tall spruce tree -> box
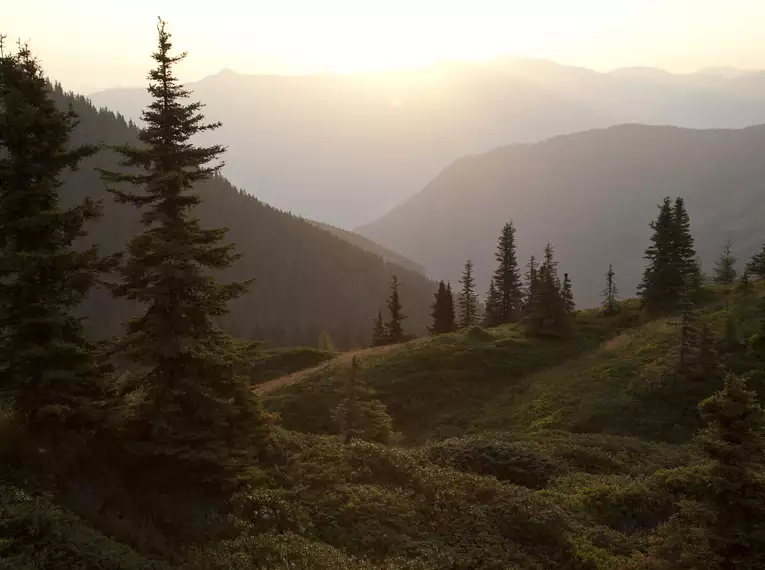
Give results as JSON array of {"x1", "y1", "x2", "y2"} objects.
[
  {"x1": 673, "y1": 197, "x2": 700, "y2": 291},
  {"x1": 100, "y1": 20, "x2": 269, "y2": 485},
  {"x1": 713, "y1": 240, "x2": 737, "y2": 285},
  {"x1": 429, "y1": 281, "x2": 456, "y2": 335},
  {"x1": 561, "y1": 273, "x2": 575, "y2": 314},
  {"x1": 746, "y1": 243, "x2": 765, "y2": 279},
  {"x1": 0, "y1": 44, "x2": 116, "y2": 436},
  {"x1": 527, "y1": 243, "x2": 568, "y2": 336},
  {"x1": 523, "y1": 255, "x2": 539, "y2": 317},
  {"x1": 385, "y1": 274, "x2": 406, "y2": 343},
  {"x1": 370, "y1": 310, "x2": 387, "y2": 347},
  {"x1": 458, "y1": 259, "x2": 478, "y2": 329},
  {"x1": 639, "y1": 197, "x2": 684, "y2": 315},
  {"x1": 602, "y1": 264, "x2": 618, "y2": 314},
  {"x1": 492, "y1": 221, "x2": 522, "y2": 323},
  {"x1": 698, "y1": 375, "x2": 765, "y2": 568},
  {"x1": 483, "y1": 279, "x2": 502, "y2": 328}
]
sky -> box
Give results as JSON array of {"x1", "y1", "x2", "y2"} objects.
[{"x1": 6, "y1": 0, "x2": 765, "y2": 93}]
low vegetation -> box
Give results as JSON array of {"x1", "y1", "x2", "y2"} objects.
[{"x1": 3, "y1": 21, "x2": 765, "y2": 570}]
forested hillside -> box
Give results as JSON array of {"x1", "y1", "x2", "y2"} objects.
[
  {"x1": 359, "y1": 123, "x2": 765, "y2": 307},
  {"x1": 53, "y1": 86, "x2": 434, "y2": 347}
]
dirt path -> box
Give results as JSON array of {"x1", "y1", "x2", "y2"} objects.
[{"x1": 254, "y1": 343, "x2": 400, "y2": 396}]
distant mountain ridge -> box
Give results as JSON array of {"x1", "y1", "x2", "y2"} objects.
[
  {"x1": 357, "y1": 123, "x2": 765, "y2": 308},
  {"x1": 54, "y1": 85, "x2": 435, "y2": 348},
  {"x1": 90, "y1": 58, "x2": 765, "y2": 228}
]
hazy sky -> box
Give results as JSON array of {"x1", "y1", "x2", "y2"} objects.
[{"x1": 6, "y1": 0, "x2": 765, "y2": 92}]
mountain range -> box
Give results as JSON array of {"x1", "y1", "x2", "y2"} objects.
[
  {"x1": 90, "y1": 57, "x2": 765, "y2": 228},
  {"x1": 358, "y1": 123, "x2": 765, "y2": 308},
  {"x1": 55, "y1": 85, "x2": 434, "y2": 348}
]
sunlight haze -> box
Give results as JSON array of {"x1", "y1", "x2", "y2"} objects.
[{"x1": 6, "y1": 0, "x2": 765, "y2": 92}]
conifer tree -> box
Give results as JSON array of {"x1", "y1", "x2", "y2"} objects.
[
  {"x1": 445, "y1": 282, "x2": 457, "y2": 333},
  {"x1": 527, "y1": 244, "x2": 568, "y2": 336},
  {"x1": 483, "y1": 279, "x2": 502, "y2": 328},
  {"x1": 698, "y1": 375, "x2": 765, "y2": 568},
  {"x1": 561, "y1": 273, "x2": 575, "y2": 314},
  {"x1": 100, "y1": 20, "x2": 269, "y2": 485},
  {"x1": 385, "y1": 274, "x2": 406, "y2": 344},
  {"x1": 747, "y1": 243, "x2": 765, "y2": 279},
  {"x1": 429, "y1": 281, "x2": 456, "y2": 335},
  {"x1": 673, "y1": 197, "x2": 700, "y2": 287},
  {"x1": 492, "y1": 221, "x2": 522, "y2": 323},
  {"x1": 370, "y1": 310, "x2": 387, "y2": 347},
  {"x1": 0, "y1": 44, "x2": 116, "y2": 436},
  {"x1": 523, "y1": 255, "x2": 539, "y2": 317},
  {"x1": 713, "y1": 240, "x2": 737, "y2": 285},
  {"x1": 457, "y1": 259, "x2": 478, "y2": 329},
  {"x1": 639, "y1": 197, "x2": 684, "y2": 315},
  {"x1": 696, "y1": 321, "x2": 720, "y2": 378},
  {"x1": 602, "y1": 264, "x2": 619, "y2": 314},
  {"x1": 333, "y1": 356, "x2": 393, "y2": 445}
]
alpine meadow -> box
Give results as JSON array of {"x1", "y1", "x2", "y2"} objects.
[{"x1": 5, "y1": 9, "x2": 765, "y2": 570}]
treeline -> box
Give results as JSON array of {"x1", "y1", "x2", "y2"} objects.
[{"x1": 371, "y1": 194, "x2": 765, "y2": 350}]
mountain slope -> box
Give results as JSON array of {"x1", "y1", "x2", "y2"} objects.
[
  {"x1": 308, "y1": 220, "x2": 424, "y2": 274},
  {"x1": 90, "y1": 58, "x2": 765, "y2": 227},
  {"x1": 54, "y1": 85, "x2": 435, "y2": 347},
  {"x1": 358, "y1": 123, "x2": 765, "y2": 307}
]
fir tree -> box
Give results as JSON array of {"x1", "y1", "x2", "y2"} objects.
[
  {"x1": 527, "y1": 243, "x2": 568, "y2": 336},
  {"x1": 523, "y1": 255, "x2": 539, "y2": 317},
  {"x1": 492, "y1": 221, "x2": 522, "y2": 323},
  {"x1": 639, "y1": 197, "x2": 684, "y2": 315},
  {"x1": 0, "y1": 44, "x2": 116, "y2": 436},
  {"x1": 100, "y1": 20, "x2": 269, "y2": 486},
  {"x1": 333, "y1": 356, "x2": 393, "y2": 445},
  {"x1": 429, "y1": 281, "x2": 456, "y2": 335},
  {"x1": 602, "y1": 264, "x2": 619, "y2": 314},
  {"x1": 385, "y1": 274, "x2": 406, "y2": 344},
  {"x1": 646, "y1": 376, "x2": 765, "y2": 569},
  {"x1": 370, "y1": 310, "x2": 387, "y2": 347},
  {"x1": 561, "y1": 273, "x2": 575, "y2": 314},
  {"x1": 445, "y1": 282, "x2": 457, "y2": 333},
  {"x1": 698, "y1": 375, "x2": 765, "y2": 568},
  {"x1": 673, "y1": 197, "x2": 700, "y2": 287},
  {"x1": 713, "y1": 240, "x2": 737, "y2": 285},
  {"x1": 483, "y1": 279, "x2": 502, "y2": 328},
  {"x1": 747, "y1": 243, "x2": 765, "y2": 279},
  {"x1": 458, "y1": 259, "x2": 478, "y2": 329},
  {"x1": 696, "y1": 321, "x2": 720, "y2": 378}
]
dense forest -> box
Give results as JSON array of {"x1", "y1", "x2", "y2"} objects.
[
  {"x1": 3, "y1": 21, "x2": 765, "y2": 570},
  {"x1": 49, "y1": 85, "x2": 434, "y2": 349}
]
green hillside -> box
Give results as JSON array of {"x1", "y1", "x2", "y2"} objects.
[
  {"x1": 7, "y1": 284, "x2": 762, "y2": 569},
  {"x1": 265, "y1": 285, "x2": 763, "y2": 445}
]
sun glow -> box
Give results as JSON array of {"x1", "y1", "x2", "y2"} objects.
[{"x1": 8, "y1": 0, "x2": 765, "y2": 92}]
